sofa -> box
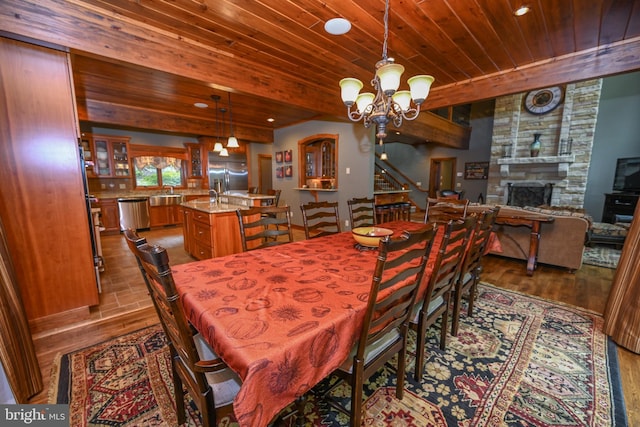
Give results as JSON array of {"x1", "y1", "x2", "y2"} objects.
[{"x1": 467, "y1": 204, "x2": 592, "y2": 272}]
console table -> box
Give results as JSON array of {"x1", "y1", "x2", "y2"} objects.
[
  {"x1": 494, "y1": 213, "x2": 555, "y2": 276},
  {"x1": 602, "y1": 193, "x2": 638, "y2": 223}
]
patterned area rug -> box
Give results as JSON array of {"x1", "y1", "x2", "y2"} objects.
[
  {"x1": 583, "y1": 246, "x2": 621, "y2": 269},
  {"x1": 49, "y1": 283, "x2": 628, "y2": 426}
]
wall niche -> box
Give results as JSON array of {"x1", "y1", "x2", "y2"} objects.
[{"x1": 298, "y1": 134, "x2": 338, "y2": 190}]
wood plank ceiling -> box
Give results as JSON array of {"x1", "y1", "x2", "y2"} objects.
[{"x1": 1, "y1": 0, "x2": 640, "y2": 146}]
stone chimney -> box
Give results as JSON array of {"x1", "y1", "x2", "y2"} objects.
[{"x1": 486, "y1": 79, "x2": 602, "y2": 208}]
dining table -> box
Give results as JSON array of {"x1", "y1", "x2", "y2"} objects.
[
  {"x1": 171, "y1": 220, "x2": 428, "y2": 426},
  {"x1": 171, "y1": 219, "x2": 501, "y2": 427}
]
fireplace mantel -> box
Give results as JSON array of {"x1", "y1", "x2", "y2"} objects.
[{"x1": 497, "y1": 154, "x2": 575, "y2": 178}]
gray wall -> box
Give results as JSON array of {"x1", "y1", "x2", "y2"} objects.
[
  {"x1": 585, "y1": 72, "x2": 640, "y2": 220},
  {"x1": 273, "y1": 120, "x2": 374, "y2": 229},
  {"x1": 379, "y1": 100, "x2": 495, "y2": 207}
]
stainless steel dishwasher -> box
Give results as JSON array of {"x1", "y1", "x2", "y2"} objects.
[{"x1": 117, "y1": 197, "x2": 150, "y2": 231}]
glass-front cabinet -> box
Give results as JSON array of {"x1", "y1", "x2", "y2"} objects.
[
  {"x1": 89, "y1": 134, "x2": 131, "y2": 178},
  {"x1": 298, "y1": 134, "x2": 338, "y2": 189},
  {"x1": 185, "y1": 143, "x2": 204, "y2": 178}
]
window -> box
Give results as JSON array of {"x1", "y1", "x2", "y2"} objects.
[{"x1": 134, "y1": 156, "x2": 184, "y2": 188}]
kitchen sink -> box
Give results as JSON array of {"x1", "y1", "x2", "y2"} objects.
[{"x1": 149, "y1": 194, "x2": 185, "y2": 206}]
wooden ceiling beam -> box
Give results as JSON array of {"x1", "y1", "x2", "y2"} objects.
[
  {"x1": 0, "y1": 0, "x2": 337, "y2": 116},
  {"x1": 424, "y1": 37, "x2": 640, "y2": 109},
  {"x1": 78, "y1": 100, "x2": 275, "y2": 144}
]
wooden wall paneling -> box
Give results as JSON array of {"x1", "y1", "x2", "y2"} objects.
[
  {"x1": 0, "y1": 37, "x2": 99, "y2": 322},
  {"x1": 0, "y1": 217, "x2": 43, "y2": 401},
  {"x1": 604, "y1": 202, "x2": 640, "y2": 353}
]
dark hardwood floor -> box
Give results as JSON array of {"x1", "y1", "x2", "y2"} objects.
[{"x1": 28, "y1": 225, "x2": 639, "y2": 425}]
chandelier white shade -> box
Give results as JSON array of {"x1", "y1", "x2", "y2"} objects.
[
  {"x1": 213, "y1": 142, "x2": 224, "y2": 152},
  {"x1": 339, "y1": 0, "x2": 433, "y2": 141}
]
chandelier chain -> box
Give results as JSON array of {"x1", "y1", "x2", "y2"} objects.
[{"x1": 382, "y1": 0, "x2": 389, "y2": 60}]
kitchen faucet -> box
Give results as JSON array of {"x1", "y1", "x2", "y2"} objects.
[
  {"x1": 209, "y1": 189, "x2": 218, "y2": 205},
  {"x1": 163, "y1": 185, "x2": 174, "y2": 194}
]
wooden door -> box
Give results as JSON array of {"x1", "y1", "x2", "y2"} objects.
[
  {"x1": 258, "y1": 154, "x2": 272, "y2": 193},
  {"x1": 429, "y1": 157, "x2": 457, "y2": 198}
]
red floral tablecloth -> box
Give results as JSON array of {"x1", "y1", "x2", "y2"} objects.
[
  {"x1": 171, "y1": 220, "x2": 500, "y2": 427},
  {"x1": 172, "y1": 221, "x2": 431, "y2": 427}
]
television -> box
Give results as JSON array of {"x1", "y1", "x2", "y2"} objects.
[{"x1": 612, "y1": 157, "x2": 640, "y2": 193}]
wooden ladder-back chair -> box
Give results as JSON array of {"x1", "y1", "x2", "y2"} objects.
[
  {"x1": 424, "y1": 197, "x2": 470, "y2": 223},
  {"x1": 326, "y1": 224, "x2": 438, "y2": 427},
  {"x1": 451, "y1": 206, "x2": 500, "y2": 336},
  {"x1": 266, "y1": 188, "x2": 281, "y2": 206},
  {"x1": 410, "y1": 216, "x2": 476, "y2": 381},
  {"x1": 347, "y1": 197, "x2": 376, "y2": 228},
  {"x1": 123, "y1": 229, "x2": 241, "y2": 427},
  {"x1": 236, "y1": 205, "x2": 294, "y2": 251},
  {"x1": 300, "y1": 200, "x2": 341, "y2": 239}
]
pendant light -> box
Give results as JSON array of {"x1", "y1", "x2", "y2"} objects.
[
  {"x1": 219, "y1": 107, "x2": 229, "y2": 156},
  {"x1": 211, "y1": 95, "x2": 223, "y2": 152},
  {"x1": 226, "y1": 92, "x2": 239, "y2": 148},
  {"x1": 380, "y1": 141, "x2": 388, "y2": 160}
]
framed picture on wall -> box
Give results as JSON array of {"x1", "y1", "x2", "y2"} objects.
[
  {"x1": 285, "y1": 165, "x2": 293, "y2": 177},
  {"x1": 276, "y1": 166, "x2": 284, "y2": 179},
  {"x1": 464, "y1": 162, "x2": 489, "y2": 180},
  {"x1": 284, "y1": 149, "x2": 292, "y2": 163},
  {"x1": 275, "y1": 151, "x2": 283, "y2": 163}
]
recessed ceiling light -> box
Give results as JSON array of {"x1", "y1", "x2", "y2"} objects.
[
  {"x1": 324, "y1": 18, "x2": 351, "y2": 35},
  {"x1": 194, "y1": 102, "x2": 208, "y2": 108},
  {"x1": 514, "y1": 6, "x2": 530, "y2": 16},
  {"x1": 267, "y1": 118, "x2": 275, "y2": 123}
]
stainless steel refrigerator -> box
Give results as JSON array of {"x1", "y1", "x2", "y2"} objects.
[{"x1": 208, "y1": 151, "x2": 249, "y2": 193}]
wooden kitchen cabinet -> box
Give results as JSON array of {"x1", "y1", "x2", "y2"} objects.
[
  {"x1": 150, "y1": 205, "x2": 183, "y2": 227},
  {"x1": 90, "y1": 134, "x2": 131, "y2": 178},
  {"x1": 94, "y1": 198, "x2": 120, "y2": 234},
  {"x1": 182, "y1": 206, "x2": 247, "y2": 259}
]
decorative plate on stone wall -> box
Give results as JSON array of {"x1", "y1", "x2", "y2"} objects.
[{"x1": 523, "y1": 86, "x2": 564, "y2": 115}]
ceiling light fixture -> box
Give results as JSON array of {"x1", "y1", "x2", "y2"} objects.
[
  {"x1": 514, "y1": 6, "x2": 530, "y2": 16},
  {"x1": 211, "y1": 95, "x2": 223, "y2": 153},
  {"x1": 380, "y1": 146, "x2": 388, "y2": 161},
  {"x1": 339, "y1": 0, "x2": 434, "y2": 143},
  {"x1": 226, "y1": 92, "x2": 239, "y2": 148},
  {"x1": 324, "y1": 18, "x2": 351, "y2": 35}
]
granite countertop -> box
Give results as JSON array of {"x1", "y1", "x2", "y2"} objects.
[
  {"x1": 92, "y1": 189, "x2": 209, "y2": 199},
  {"x1": 222, "y1": 191, "x2": 276, "y2": 200},
  {"x1": 181, "y1": 198, "x2": 250, "y2": 214},
  {"x1": 92, "y1": 190, "x2": 276, "y2": 200}
]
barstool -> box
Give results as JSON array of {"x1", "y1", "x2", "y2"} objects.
[
  {"x1": 375, "y1": 205, "x2": 392, "y2": 224},
  {"x1": 389, "y1": 204, "x2": 401, "y2": 221},
  {"x1": 397, "y1": 202, "x2": 412, "y2": 221}
]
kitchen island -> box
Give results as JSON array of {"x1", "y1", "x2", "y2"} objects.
[{"x1": 181, "y1": 192, "x2": 275, "y2": 259}]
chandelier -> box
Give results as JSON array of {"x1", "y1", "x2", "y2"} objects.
[{"x1": 339, "y1": 0, "x2": 434, "y2": 142}]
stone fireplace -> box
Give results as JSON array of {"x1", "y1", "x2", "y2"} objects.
[{"x1": 486, "y1": 79, "x2": 602, "y2": 209}]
